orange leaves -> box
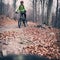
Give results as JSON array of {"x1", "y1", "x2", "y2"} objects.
[
  {"x1": 0, "y1": 27, "x2": 60, "y2": 59},
  {"x1": 22, "y1": 27, "x2": 60, "y2": 59},
  {"x1": 0, "y1": 16, "x2": 60, "y2": 59},
  {"x1": 0, "y1": 16, "x2": 17, "y2": 26}
]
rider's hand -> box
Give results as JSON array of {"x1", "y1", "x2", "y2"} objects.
[
  {"x1": 15, "y1": 12, "x2": 18, "y2": 14},
  {"x1": 24, "y1": 10, "x2": 26, "y2": 13}
]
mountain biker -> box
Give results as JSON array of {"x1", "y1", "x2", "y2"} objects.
[
  {"x1": 16, "y1": 1, "x2": 27, "y2": 28},
  {"x1": 17, "y1": 1, "x2": 26, "y2": 19}
]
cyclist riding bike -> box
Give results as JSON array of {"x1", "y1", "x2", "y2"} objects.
[{"x1": 16, "y1": 1, "x2": 27, "y2": 28}]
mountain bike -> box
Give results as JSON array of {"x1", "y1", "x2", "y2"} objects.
[{"x1": 16, "y1": 12, "x2": 27, "y2": 28}]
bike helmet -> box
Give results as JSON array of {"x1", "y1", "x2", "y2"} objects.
[{"x1": 20, "y1": 1, "x2": 24, "y2": 3}]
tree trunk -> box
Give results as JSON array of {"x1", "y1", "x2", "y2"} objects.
[
  {"x1": 58, "y1": 8, "x2": 60, "y2": 28},
  {"x1": 33, "y1": 0, "x2": 37, "y2": 22},
  {"x1": 55, "y1": 0, "x2": 59, "y2": 27},
  {"x1": 33, "y1": 0, "x2": 35, "y2": 22},
  {"x1": 0, "y1": 0, "x2": 3, "y2": 15},
  {"x1": 46, "y1": 0, "x2": 53, "y2": 26},
  {"x1": 42, "y1": 0, "x2": 45, "y2": 24},
  {"x1": 35, "y1": 0, "x2": 37, "y2": 22},
  {"x1": 13, "y1": 0, "x2": 16, "y2": 19},
  {"x1": 37, "y1": 1, "x2": 40, "y2": 22}
]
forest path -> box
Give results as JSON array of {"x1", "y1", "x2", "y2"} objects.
[
  {"x1": 0, "y1": 19, "x2": 36, "y2": 32},
  {"x1": 0, "y1": 23, "x2": 18, "y2": 32},
  {"x1": 0, "y1": 16, "x2": 60, "y2": 59}
]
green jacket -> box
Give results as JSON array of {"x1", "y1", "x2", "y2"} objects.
[{"x1": 17, "y1": 5, "x2": 25, "y2": 13}]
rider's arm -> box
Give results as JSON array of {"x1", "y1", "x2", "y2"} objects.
[
  {"x1": 16, "y1": 6, "x2": 20, "y2": 12},
  {"x1": 15, "y1": 5, "x2": 21, "y2": 13},
  {"x1": 23, "y1": 6, "x2": 26, "y2": 12}
]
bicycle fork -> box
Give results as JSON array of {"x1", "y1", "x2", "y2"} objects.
[{"x1": 18, "y1": 19, "x2": 21, "y2": 28}]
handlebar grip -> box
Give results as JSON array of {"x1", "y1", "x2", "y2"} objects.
[{"x1": 15, "y1": 12, "x2": 18, "y2": 14}]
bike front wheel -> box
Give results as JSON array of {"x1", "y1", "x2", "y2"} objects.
[{"x1": 18, "y1": 20, "x2": 21, "y2": 28}]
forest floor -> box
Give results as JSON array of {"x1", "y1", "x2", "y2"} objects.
[{"x1": 0, "y1": 15, "x2": 60, "y2": 60}]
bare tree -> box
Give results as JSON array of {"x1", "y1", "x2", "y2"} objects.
[
  {"x1": 41, "y1": 0, "x2": 45, "y2": 24},
  {"x1": 58, "y1": 8, "x2": 60, "y2": 28},
  {"x1": 33, "y1": 0, "x2": 35, "y2": 22},
  {"x1": 33, "y1": 0, "x2": 37, "y2": 22},
  {"x1": 55, "y1": 0, "x2": 59, "y2": 27},
  {"x1": 46, "y1": 0, "x2": 53, "y2": 26},
  {"x1": 13, "y1": 0, "x2": 17, "y2": 19},
  {"x1": 0, "y1": 0, "x2": 3, "y2": 15}
]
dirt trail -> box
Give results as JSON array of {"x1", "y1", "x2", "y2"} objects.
[{"x1": 0, "y1": 16, "x2": 60, "y2": 59}]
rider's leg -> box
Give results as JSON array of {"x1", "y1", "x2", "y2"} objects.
[
  {"x1": 24, "y1": 12, "x2": 26, "y2": 19},
  {"x1": 20, "y1": 12, "x2": 27, "y2": 27},
  {"x1": 23, "y1": 20, "x2": 26, "y2": 27},
  {"x1": 20, "y1": 13, "x2": 26, "y2": 27},
  {"x1": 23, "y1": 13, "x2": 27, "y2": 27},
  {"x1": 23, "y1": 12, "x2": 27, "y2": 26}
]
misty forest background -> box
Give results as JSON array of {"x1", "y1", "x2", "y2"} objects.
[{"x1": 0, "y1": 0, "x2": 60, "y2": 28}]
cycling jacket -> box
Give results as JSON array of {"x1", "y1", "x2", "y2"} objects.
[{"x1": 17, "y1": 5, "x2": 25, "y2": 13}]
